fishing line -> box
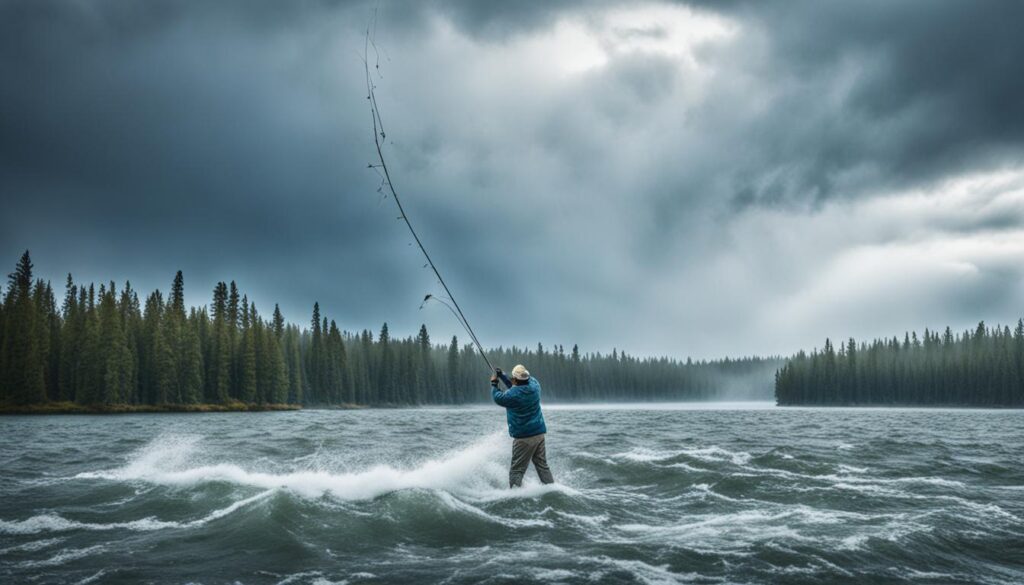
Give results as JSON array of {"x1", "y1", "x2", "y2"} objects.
[{"x1": 362, "y1": 19, "x2": 496, "y2": 375}]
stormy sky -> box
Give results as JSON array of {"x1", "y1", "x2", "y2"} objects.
[{"x1": 2, "y1": 0, "x2": 1024, "y2": 360}]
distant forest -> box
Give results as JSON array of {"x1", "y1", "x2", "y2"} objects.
[
  {"x1": 0, "y1": 252, "x2": 778, "y2": 408},
  {"x1": 776, "y1": 323, "x2": 1024, "y2": 407}
]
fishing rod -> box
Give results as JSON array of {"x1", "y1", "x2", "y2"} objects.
[{"x1": 362, "y1": 23, "x2": 503, "y2": 382}]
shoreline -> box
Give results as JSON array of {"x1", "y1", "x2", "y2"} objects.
[
  {"x1": 776, "y1": 403, "x2": 1024, "y2": 409},
  {"x1": 4, "y1": 401, "x2": 1021, "y2": 414},
  {"x1": 0, "y1": 401, "x2": 303, "y2": 415}
]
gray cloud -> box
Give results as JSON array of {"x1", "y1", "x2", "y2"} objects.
[{"x1": 2, "y1": 0, "x2": 1024, "y2": 360}]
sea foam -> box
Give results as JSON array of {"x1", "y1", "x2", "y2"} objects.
[{"x1": 73, "y1": 432, "x2": 574, "y2": 503}]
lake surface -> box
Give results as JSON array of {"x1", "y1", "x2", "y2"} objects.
[{"x1": 1, "y1": 403, "x2": 1023, "y2": 584}]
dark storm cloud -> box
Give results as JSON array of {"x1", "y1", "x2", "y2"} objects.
[
  {"x1": 727, "y1": 0, "x2": 1024, "y2": 204},
  {"x1": 1, "y1": 0, "x2": 424, "y2": 327},
  {"x1": 2, "y1": 0, "x2": 1023, "y2": 359}
]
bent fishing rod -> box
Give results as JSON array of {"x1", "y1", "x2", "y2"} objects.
[{"x1": 362, "y1": 26, "x2": 507, "y2": 385}]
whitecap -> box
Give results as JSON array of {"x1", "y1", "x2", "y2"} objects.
[
  {"x1": 902, "y1": 568, "x2": 956, "y2": 580},
  {"x1": 588, "y1": 556, "x2": 713, "y2": 584},
  {"x1": 0, "y1": 489, "x2": 273, "y2": 535},
  {"x1": 614, "y1": 445, "x2": 751, "y2": 466},
  {"x1": 615, "y1": 448, "x2": 677, "y2": 462},
  {"x1": 550, "y1": 510, "x2": 608, "y2": 527},
  {"x1": 679, "y1": 446, "x2": 752, "y2": 465},
  {"x1": 74, "y1": 569, "x2": 108, "y2": 585},
  {"x1": 816, "y1": 473, "x2": 965, "y2": 489},
  {"x1": 270, "y1": 570, "x2": 323, "y2": 585},
  {"x1": 532, "y1": 568, "x2": 577, "y2": 581},
  {"x1": 687, "y1": 483, "x2": 744, "y2": 503},
  {"x1": 433, "y1": 491, "x2": 552, "y2": 528},
  {"x1": 0, "y1": 537, "x2": 64, "y2": 554},
  {"x1": 76, "y1": 432, "x2": 578, "y2": 503},
  {"x1": 838, "y1": 534, "x2": 868, "y2": 550},
  {"x1": 613, "y1": 505, "x2": 878, "y2": 553},
  {"x1": 666, "y1": 462, "x2": 702, "y2": 472},
  {"x1": 17, "y1": 545, "x2": 105, "y2": 568},
  {"x1": 830, "y1": 482, "x2": 905, "y2": 497}
]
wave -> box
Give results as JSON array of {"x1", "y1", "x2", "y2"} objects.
[
  {"x1": 433, "y1": 491, "x2": 552, "y2": 528},
  {"x1": 73, "y1": 433, "x2": 576, "y2": 502},
  {"x1": 615, "y1": 445, "x2": 752, "y2": 466},
  {"x1": 614, "y1": 505, "x2": 934, "y2": 555},
  {"x1": 821, "y1": 474, "x2": 967, "y2": 488},
  {"x1": 73, "y1": 569, "x2": 109, "y2": 585},
  {"x1": 616, "y1": 505, "x2": 866, "y2": 537},
  {"x1": 274, "y1": 574, "x2": 374, "y2": 585},
  {"x1": 588, "y1": 556, "x2": 710, "y2": 585},
  {"x1": 0, "y1": 537, "x2": 65, "y2": 554},
  {"x1": 15, "y1": 544, "x2": 106, "y2": 569},
  {"x1": 0, "y1": 490, "x2": 273, "y2": 535},
  {"x1": 607, "y1": 442, "x2": 971, "y2": 498}
]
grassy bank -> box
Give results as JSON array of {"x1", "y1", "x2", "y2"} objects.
[{"x1": 0, "y1": 401, "x2": 302, "y2": 414}]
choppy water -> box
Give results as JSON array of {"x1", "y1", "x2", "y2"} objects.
[{"x1": 1, "y1": 403, "x2": 1023, "y2": 584}]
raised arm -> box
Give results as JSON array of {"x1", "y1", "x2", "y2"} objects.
[
  {"x1": 496, "y1": 368, "x2": 513, "y2": 389},
  {"x1": 491, "y1": 385, "x2": 522, "y2": 407}
]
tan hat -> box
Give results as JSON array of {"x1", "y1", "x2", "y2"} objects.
[{"x1": 511, "y1": 364, "x2": 530, "y2": 381}]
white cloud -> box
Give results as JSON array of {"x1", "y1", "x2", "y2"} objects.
[{"x1": 721, "y1": 169, "x2": 1024, "y2": 355}]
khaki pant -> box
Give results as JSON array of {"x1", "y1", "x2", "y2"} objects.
[{"x1": 510, "y1": 433, "x2": 554, "y2": 487}]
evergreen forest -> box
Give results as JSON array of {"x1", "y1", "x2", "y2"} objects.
[
  {"x1": 775, "y1": 324, "x2": 1024, "y2": 407},
  {"x1": 0, "y1": 252, "x2": 779, "y2": 409}
]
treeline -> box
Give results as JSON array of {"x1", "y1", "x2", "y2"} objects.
[
  {"x1": 0, "y1": 251, "x2": 779, "y2": 408},
  {"x1": 776, "y1": 322, "x2": 1024, "y2": 407},
  {"x1": 0, "y1": 252, "x2": 302, "y2": 407}
]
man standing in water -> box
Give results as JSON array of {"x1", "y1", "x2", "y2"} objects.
[{"x1": 491, "y1": 364, "x2": 555, "y2": 488}]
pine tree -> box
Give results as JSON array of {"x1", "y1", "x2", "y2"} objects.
[
  {"x1": 354, "y1": 329, "x2": 373, "y2": 404},
  {"x1": 227, "y1": 281, "x2": 240, "y2": 398},
  {"x1": 307, "y1": 303, "x2": 323, "y2": 403},
  {"x1": 238, "y1": 297, "x2": 257, "y2": 403},
  {"x1": 1, "y1": 251, "x2": 45, "y2": 405},
  {"x1": 58, "y1": 274, "x2": 79, "y2": 402},
  {"x1": 446, "y1": 335, "x2": 459, "y2": 404},
  {"x1": 264, "y1": 326, "x2": 288, "y2": 404},
  {"x1": 152, "y1": 316, "x2": 176, "y2": 405},
  {"x1": 210, "y1": 282, "x2": 231, "y2": 404},
  {"x1": 415, "y1": 324, "x2": 432, "y2": 404},
  {"x1": 33, "y1": 280, "x2": 60, "y2": 401},
  {"x1": 398, "y1": 337, "x2": 415, "y2": 403},
  {"x1": 378, "y1": 322, "x2": 393, "y2": 403},
  {"x1": 180, "y1": 309, "x2": 204, "y2": 404},
  {"x1": 140, "y1": 291, "x2": 162, "y2": 404},
  {"x1": 119, "y1": 282, "x2": 142, "y2": 403},
  {"x1": 163, "y1": 271, "x2": 187, "y2": 402},
  {"x1": 97, "y1": 283, "x2": 134, "y2": 404},
  {"x1": 326, "y1": 320, "x2": 345, "y2": 404},
  {"x1": 272, "y1": 304, "x2": 285, "y2": 339},
  {"x1": 285, "y1": 325, "x2": 303, "y2": 404},
  {"x1": 76, "y1": 285, "x2": 102, "y2": 404},
  {"x1": 571, "y1": 343, "x2": 582, "y2": 399}
]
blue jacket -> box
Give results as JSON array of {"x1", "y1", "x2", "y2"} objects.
[{"x1": 491, "y1": 377, "x2": 547, "y2": 438}]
